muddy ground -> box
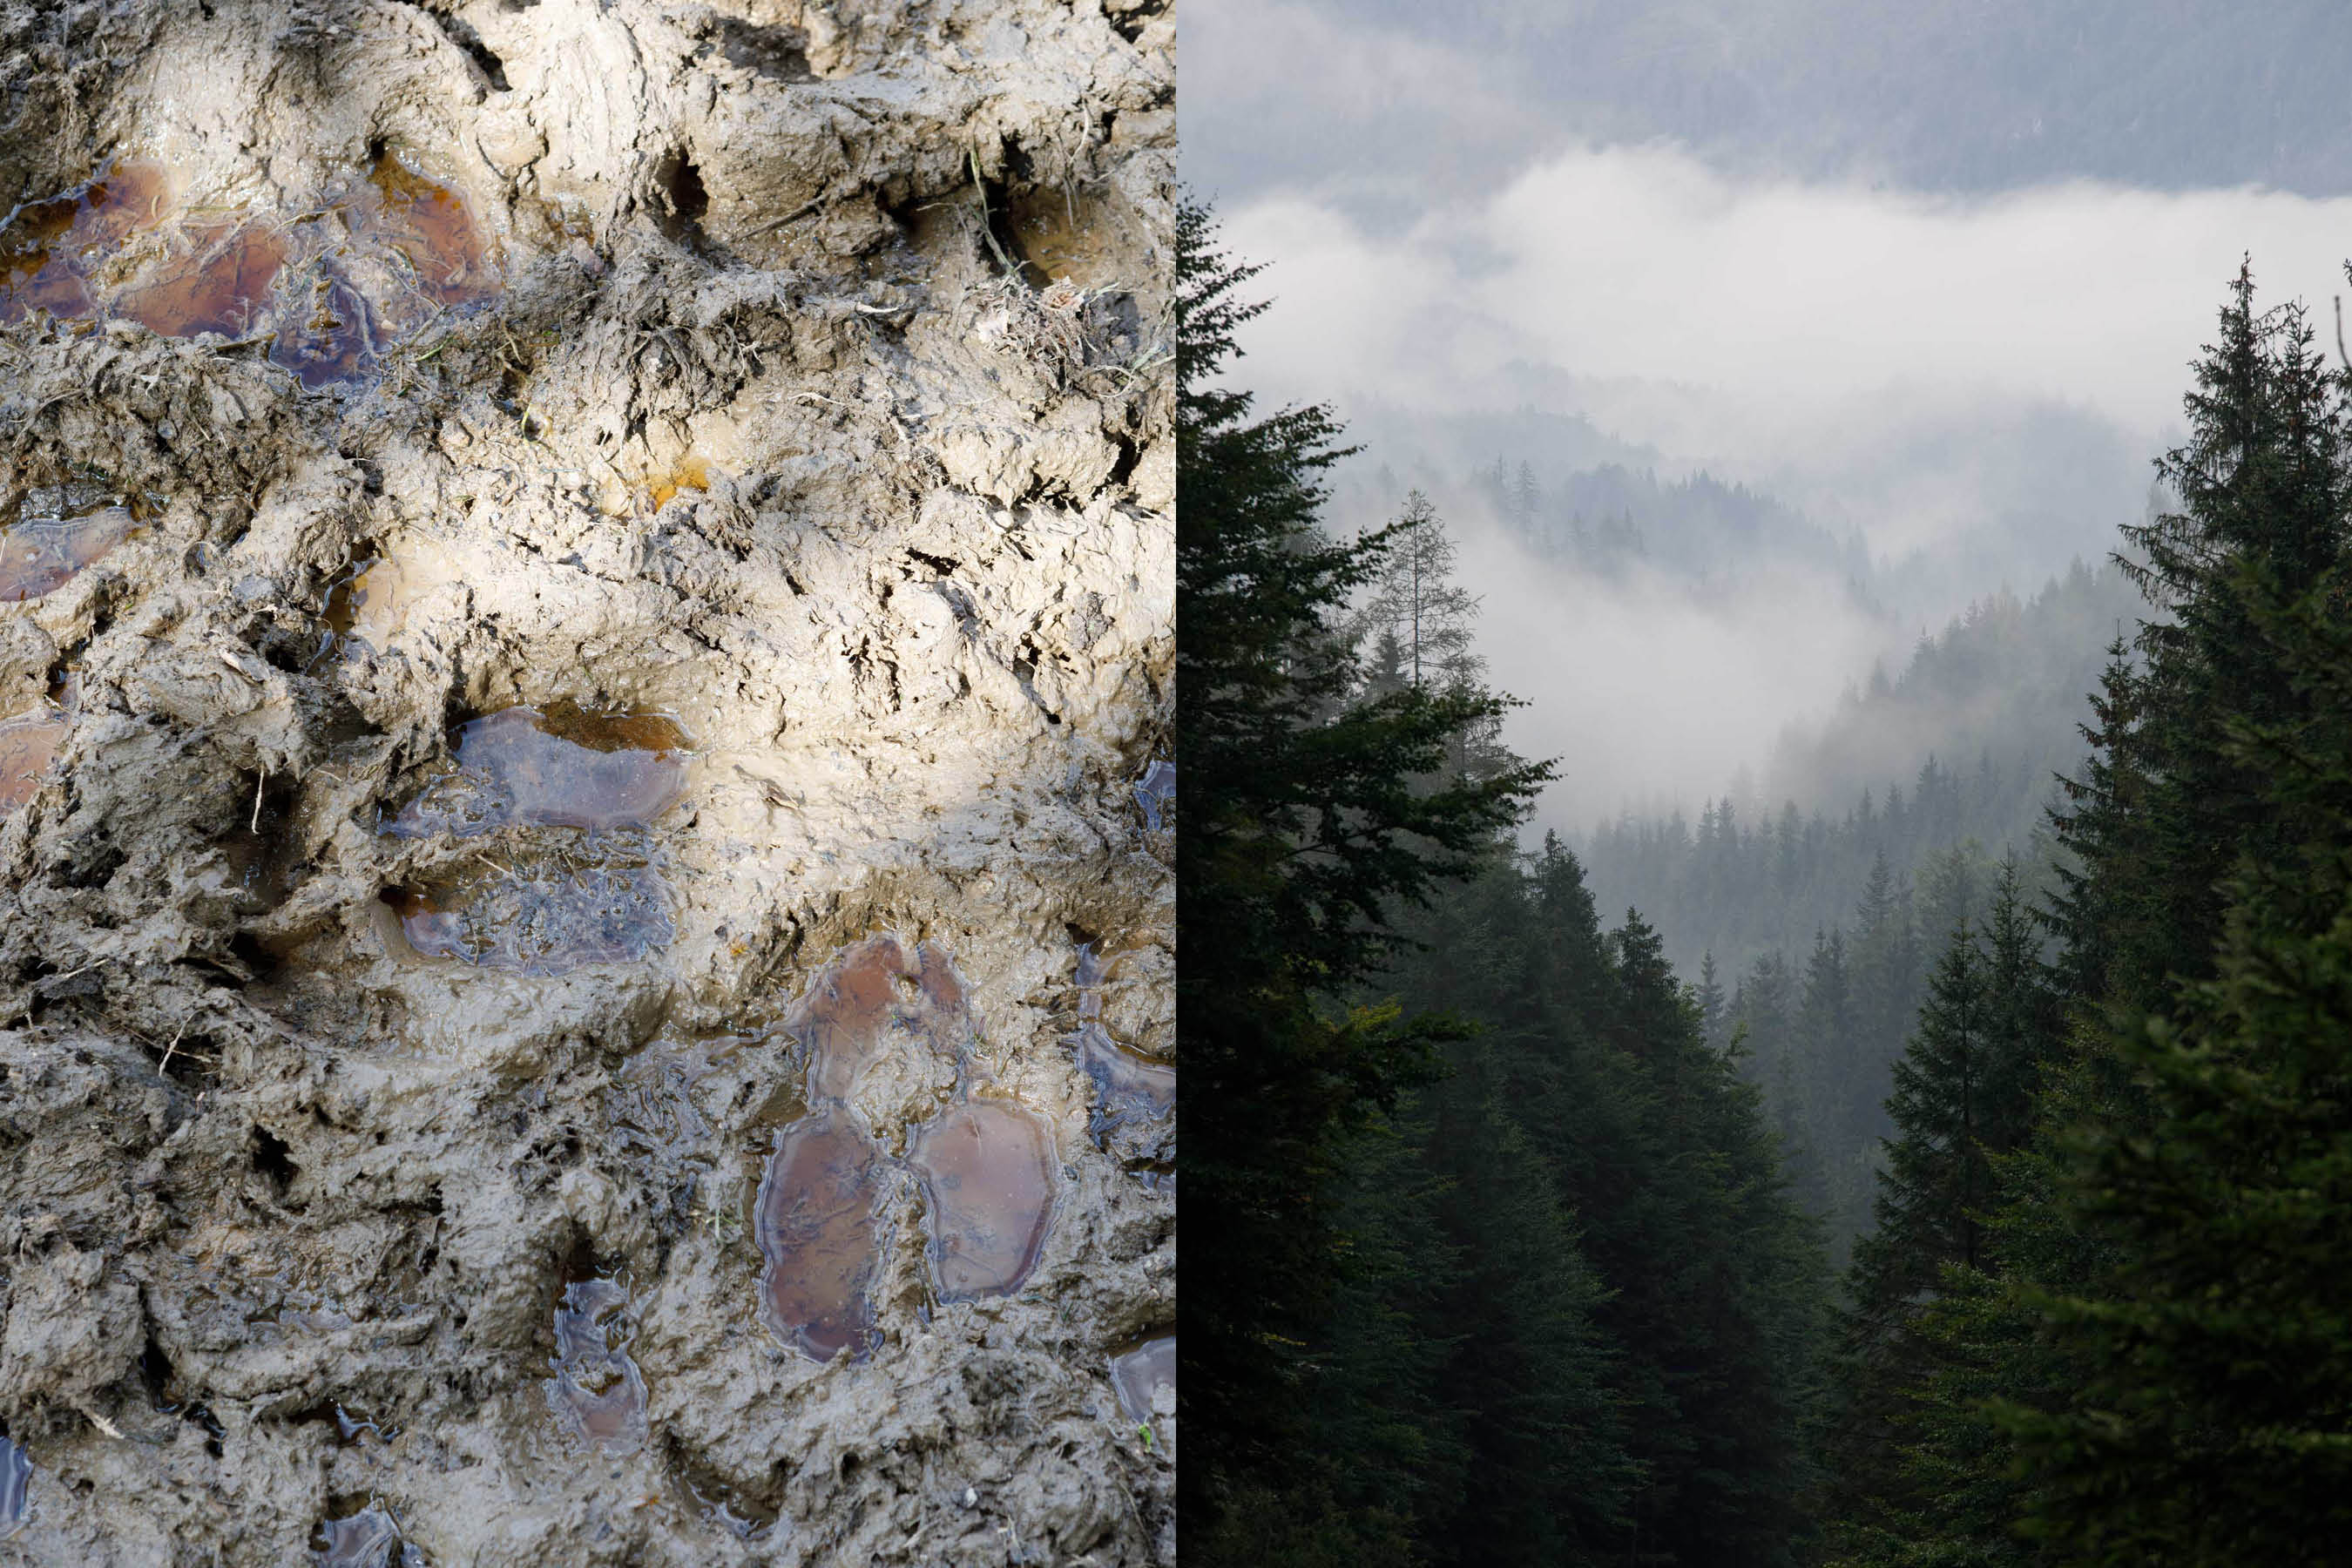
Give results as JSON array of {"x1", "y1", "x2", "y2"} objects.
[{"x1": 0, "y1": 0, "x2": 1174, "y2": 1561}]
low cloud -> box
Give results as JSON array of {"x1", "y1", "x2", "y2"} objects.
[{"x1": 1220, "y1": 143, "x2": 2352, "y2": 821}]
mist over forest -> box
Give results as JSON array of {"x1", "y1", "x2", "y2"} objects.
[{"x1": 1189, "y1": 3, "x2": 2352, "y2": 1563}]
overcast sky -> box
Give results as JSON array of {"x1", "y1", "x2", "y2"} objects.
[{"x1": 1190, "y1": 0, "x2": 2352, "y2": 826}]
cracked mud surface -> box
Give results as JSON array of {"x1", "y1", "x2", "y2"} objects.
[{"x1": 0, "y1": 0, "x2": 1174, "y2": 1560}]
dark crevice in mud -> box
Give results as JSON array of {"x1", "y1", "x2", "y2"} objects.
[
  {"x1": 977, "y1": 176, "x2": 1029, "y2": 278},
  {"x1": 183, "y1": 1402, "x2": 226, "y2": 1458},
  {"x1": 1105, "y1": 0, "x2": 1170, "y2": 44},
  {"x1": 710, "y1": 17, "x2": 813, "y2": 81},
  {"x1": 48, "y1": 829, "x2": 126, "y2": 892},
  {"x1": 139, "y1": 1335, "x2": 177, "y2": 1408},
  {"x1": 399, "y1": 1, "x2": 512, "y2": 91},
  {"x1": 1106, "y1": 431, "x2": 1143, "y2": 489},
  {"x1": 652, "y1": 148, "x2": 709, "y2": 245},
  {"x1": 226, "y1": 930, "x2": 284, "y2": 983},
  {"x1": 251, "y1": 1124, "x2": 298, "y2": 1196}
]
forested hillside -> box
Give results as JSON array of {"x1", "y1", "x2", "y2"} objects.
[
  {"x1": 1819, "y1": 260, "x2": 2352, "y2": 1563},
  {"x1": 1191, "y1": 184, "x2": 2352, "y2": 1563},
  {"x1": 1474, "y1": 458, "x2": 1872, "y2": 585},
  {"x1": 1184, "y1": 203, "x2": 1831, "y2": 1567},
  {"x1": 1568, "y1": 561, "x2": 2140, "y2": 1249}
]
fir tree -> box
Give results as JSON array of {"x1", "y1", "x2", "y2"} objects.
[{"x1": 1176, "y1": 199, "x2": 1551, "y2": 1528}]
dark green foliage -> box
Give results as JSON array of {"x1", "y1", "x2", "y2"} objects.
[
  {"x1": 1821, "y1": 261, "x2": 2352, "y2": 1565},
  {"x1": 1999, "y1": 572, "x2": 2352, "y2": 1562},
  {"x1": 2053, "y1": 260, "x2": 2352, "y2": 1012},
  {"x1": 1304, "y1": 846, "x2": 1826, "y2": 1567},
  {"x1": 1821, "y1": 864, "x2": 2058, "y2": 1563},
  {"x1": 1176, "y1": 197, "x2": 1551, "y2": 1522}
]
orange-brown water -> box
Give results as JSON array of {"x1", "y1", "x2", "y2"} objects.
[
  {"x1": 0, "y1": 710, "x2": 68, "y2": 814},
  {"x1": 0, "y1": 497, "x2": 139, "y2": 602},
  {"x1": 1010, "y1": 187, "x2": 1125, "y2": 289},
  {"x1": 645, "y1": 453, "x2": 710, "y2": 510},
  {"x1": 754, "y1": 1107, "x2": 887, "y2": 1362},
  {"x1": 0, "y1": 151, "x2": 497, "y2": 388}
]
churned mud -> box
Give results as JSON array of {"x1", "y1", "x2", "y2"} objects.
[{"x1": 0, "y1": 0, "x2": 1174, "y2": 1561}]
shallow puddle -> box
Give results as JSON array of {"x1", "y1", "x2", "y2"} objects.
[
  {"x1": 0, "y1": 710, "x2": 68, "y2": 815},
  {"x1": 907, "y1": 1098, "x2": 1058, "y2": 1301},
  {"x1": 365, "y1": 146, "x2": 494, "y2": 308},
  {"x1": 314, "y1": 1500, "x2": 423, "y2": 1566},
  {"x1": 1077, "y1": 1022, "x2": 1175, "y2": 1124},
  {"x1": 1010, "y1": 188, "x2": 1125, "y2": 289},
  {"x1": 0, "y1": 149, "x2": 497, "y2": 389},
  {"x1": 115, "y1": 221, "x2": 286, "y2": 341},
  {"x1": 1133, "y1": 759, "x2": 1174, "y2": 833},
  {"x1": 389, "y1": 706, "x2": 690, "y2": 838},
  {"x1": 754, "y1": 1106, "x2": 887, "y2": 1363},
  {"x1": 1, "y1": 484, "x2": 140, "y2": 602},
  {"x1": 382, "y1": 855, "x2": 672, "y2": 974},
  {"x1": 787, "y1": 935, "x2": 971, "y2": 1101},
  {"x1": 0, "y1": 1434, "x2": 27, "y2": 1538},
  {"x1": 1109, "y1": 1333, "x2": 1174, "y2": 1423},
  {"x1": 0, "y1": 162, "x2": 174, "y2": 322},
  {"x1": 546, "y1": 1275, "x2": 648, "y2": 1455}
]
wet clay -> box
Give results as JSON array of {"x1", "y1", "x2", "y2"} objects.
[
  {"x1": 382, "y1": 855, "x2": 672, "y2": 974},
  {"x1": 754, "y1": 1107, "x2": 887, "y2": 1363},
  {"x1": 0, "y1": 0, "x2": 1172, "y2": 1558}
]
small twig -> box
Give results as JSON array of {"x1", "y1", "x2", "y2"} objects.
[
  {"x1": 970, "y1": 145, "x2": 1020, "y2": 277},
  {"x1": 159, "y1": 1018, "x2": 187, "y2": 1075},
  {"x1": 252, "y1": 767, "x2": 266, "y2": 833}
]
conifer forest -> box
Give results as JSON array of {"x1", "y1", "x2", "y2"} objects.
[{"x1": 1181, "y1": 10, "x2": 2352, "y2": 1543}]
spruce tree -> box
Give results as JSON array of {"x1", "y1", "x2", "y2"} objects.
[{"x1": 2004, "y1": 571, "x2": 2352, "y2": 1563}]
